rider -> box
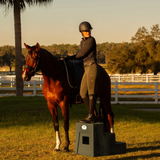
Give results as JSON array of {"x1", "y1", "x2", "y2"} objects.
[{"x1": 67, "y1": 21, "x2": 98, "y2": 123}]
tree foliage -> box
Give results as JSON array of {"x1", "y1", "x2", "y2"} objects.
[
  {"x1": 0, "y1": 46, "x2": 15, "y2": 71},
  {"x1": 107, "y1": 24, "x2": 160, "y2": 74}
]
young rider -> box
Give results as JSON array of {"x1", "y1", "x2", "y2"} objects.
[{"x1": 67, "y1": 21, "x2": 98, "y2": 123}]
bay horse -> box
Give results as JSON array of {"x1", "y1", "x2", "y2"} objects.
[{"x1": 22, "y1": 43, "x2": 114, "y2": 152}]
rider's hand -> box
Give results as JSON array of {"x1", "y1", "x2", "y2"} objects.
[
  {"x1": 65, "y1": 56, "x2": 71, "y2": 61},
  {"x1": 65, "y1": 55, "x2": 76, "y2": 61}
]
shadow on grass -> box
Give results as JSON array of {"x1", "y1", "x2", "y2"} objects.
[
  {"x1": 113, "y1": 141, "x2": 160, "y2": 160},
  {"x1": 127, "y1": 141, "x2": 160, "y2": 152},
  {"x1": 114, "y1": 153, "x2": 160, "y2": 160},
  {"x1": 112, "y1": 104, "x2": 160, "y2": 124}
]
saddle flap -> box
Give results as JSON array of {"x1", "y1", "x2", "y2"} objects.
[{"x1": 64, "y1": 59, "x2": 84, "y2": 88}]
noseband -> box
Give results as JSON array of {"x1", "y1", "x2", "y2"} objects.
[{"x1": 24, "y1": 51, "x2": 41, "y2": 76}]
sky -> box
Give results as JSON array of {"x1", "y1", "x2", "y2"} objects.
[{"x1": 0, "y1": 0, "x2": 160, "y2": 47}]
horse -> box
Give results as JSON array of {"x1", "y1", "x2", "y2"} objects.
[{"x1": 22, "y1": 43, "x2": 114, "y2": 152}]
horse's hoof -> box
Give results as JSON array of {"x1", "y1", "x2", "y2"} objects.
[
  {"x1": 54, "y1": 148, "x2": 60, "y2": 152},
  {"x1": 63, "y1": 147, "x2": 69, "y2": 152}
]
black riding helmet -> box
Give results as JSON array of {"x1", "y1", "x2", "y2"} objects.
[{"x1": 79, "y1": 21, "x2": 93, "y2": 32}]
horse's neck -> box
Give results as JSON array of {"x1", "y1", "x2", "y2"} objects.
[
  {"x1": 40, "y1": 49, "x2": 64, "y2": 80},
  {"x1": 42, "y1": 61, "x2": 65, "y2": 88}
]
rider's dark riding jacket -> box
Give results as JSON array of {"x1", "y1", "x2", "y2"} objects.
[{"x1": 75, "y1": 36, "x2": 97, "y2": 64}]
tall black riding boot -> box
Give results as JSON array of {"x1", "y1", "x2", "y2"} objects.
[
  {"x1": 79, "y1": 95, "x2": 97, "y2": 123},
  {"x1": 79, "y1": 97, "x2": 89, "y2": 123},
  {"x1": 82, "y1": 96, "x2": 89, "y2": 112}
]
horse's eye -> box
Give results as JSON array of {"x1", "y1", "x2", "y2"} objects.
[
  {"x1": 33, "y1": 52, "x2": 38, "y2": 58},
  {"x1": 26, "y1": 54, "x2": 31, "y2": 61}
]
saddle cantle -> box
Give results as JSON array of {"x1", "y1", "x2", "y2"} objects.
[{"x1": 64, "y1": 58, "x2": 84, "y2": 89}]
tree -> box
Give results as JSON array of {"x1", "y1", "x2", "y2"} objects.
[
  {"x1": 0, "y1": 45, "x2": 15, "y2": 71},
  {"x1": 0, "y1": 0, "x2": 53, "y2": 96},
  {"x1": 131, "y1": 26, "x2": 149, "y2": 43},
  {"x1": 0, "y1": 56, "x2": 3, "y2": 67},
  {"x1": 97, "y1": 43, "x2": 110, "y2": 64},
  {"x1": 107, "y1": 43, "x2": 136, "y2": 73},
  {"x1": 150, "y1": 24, "x2": 160, "y2": 41},
  {"x1": 130, "y1": 24, "x2": 160, "y2": 74},
  {"x1": 132, "y1": 42, "x2": 149, "y2": 74}
]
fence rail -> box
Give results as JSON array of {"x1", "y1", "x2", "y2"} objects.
[
  {"x1": 109, "y1": 74, "x2": 160, "y2": 82},
  {"x1": 1, "y1": 79, "x2": 160, "y2": 104},
  {"x1": 111, "y1": 81, "x2": 159, "y2": 104},
  {"x1": 2, "y1": 74, "x2": 160, "y2": 83}
]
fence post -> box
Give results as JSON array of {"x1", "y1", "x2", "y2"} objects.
[
  {"x1": 115, "y1": 81, "x2": 118, "y2": 104},
  {"x1": 146, "y1": 75, "x2": 149, "y2": 83},
  {"x1": 40, "y1": 77, "x2": 42, "y2": 87},
  {"x1": 155, "y1": 82, "x2": 158, "y2": 104},
  {"x1": 132, "y1": 75, "x2": 134, "y2": 83},
  {"x1": 11, "y1": 77, "x2": 13, "y2": 88},
  {"x1": 118, "y1": 75, "x2": 121, "y2": 82},
  {"x1": 33, "y1": 80, "x2": 36, "y2": 96}
]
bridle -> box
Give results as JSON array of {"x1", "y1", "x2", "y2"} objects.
[
  {"x1": 24, "y1": 48, "x2": 65, "y2": 78},
  {"x1": 24, "y1": 50, "x2": 41, "y2": 77}
]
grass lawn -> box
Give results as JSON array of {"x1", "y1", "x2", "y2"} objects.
[{"x1": 0, "y1": 97, "x2": 160, "y2": 160}]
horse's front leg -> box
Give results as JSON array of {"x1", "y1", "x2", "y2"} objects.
[
  {"x1": 47, "y1": 101, "x2": 61, "y2": 151},
  {"x1": 60, "y1": 101, "x2": 70, "y2": 152}
]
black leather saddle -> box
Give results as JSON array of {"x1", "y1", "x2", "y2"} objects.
[{"x1": 64, "y1": 58, "x2": 84, "y2": 89}]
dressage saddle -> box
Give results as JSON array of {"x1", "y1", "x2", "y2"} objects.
[
  {"x1": 64, "y1": 58, "x2": 84, "y2": 89},
  {"x1": 63, "y1": 58, "x2": 84, "y2": 104}
]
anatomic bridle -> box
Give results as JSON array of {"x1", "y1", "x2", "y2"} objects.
[{"x1": 24, "y1": 50, "x2": 41, "y2": 77}]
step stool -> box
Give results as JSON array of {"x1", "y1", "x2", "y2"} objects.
[{"x1": 75, "y1": 122, "x2": 126, "y2": 157}]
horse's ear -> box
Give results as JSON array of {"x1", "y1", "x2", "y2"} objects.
[
  {"x1": 35, "y1": 43, "x2": 40, "y2": 51},
  {"x1": 24, "y1": 43, "x2": 31, "y2": 50}
]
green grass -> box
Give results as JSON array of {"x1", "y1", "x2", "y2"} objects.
[{"x1": 0, "y1": 97, "x2": 160, "y2": 160}]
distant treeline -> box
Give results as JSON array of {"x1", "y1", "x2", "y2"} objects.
[{"x1": 1, "y1": 24, "x2": 160, "y2": 74}]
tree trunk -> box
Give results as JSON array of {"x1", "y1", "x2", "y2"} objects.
[
  {"x1": 10, "y1": 66, "x2": 12, "y2": 72},
  {"x1": 14, "y1": 0, "x2": 23, "y2": 96}
]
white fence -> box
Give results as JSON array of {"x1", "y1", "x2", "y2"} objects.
[
  {"x1": 0, "y1": 77, "x2": 160, "y2": 104},
  {"x1": 111, "y1": 81, "x2": 159, "y2": 104},
  {"x1": 2, "y1": 74, "x2": 160, "y2": 83},
  {"x1": 109, "y1": 74, "x2": 160, "y2": 82},
  {"x1": 0, "y1": 80, "x2": 43, "y2": 97}
]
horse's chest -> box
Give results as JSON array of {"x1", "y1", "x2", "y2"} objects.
[{"x1": 43, "y1": 81, "x2": 64, "y2": 103}]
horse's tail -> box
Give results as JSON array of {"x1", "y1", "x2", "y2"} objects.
[{"x1": 99, "y1": 101, "x2": 110, "y2": 132}]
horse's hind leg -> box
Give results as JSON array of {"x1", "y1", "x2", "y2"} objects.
[
  {"x1": 47, "y1": 101, "x2": 61, "y2": 151},
  {"x1": 99, "y1": 96, "x2": 114, "y2": 133},
  {"x1": 99, "y1": 101, "x2": 110, "y2": 132},
  {"x1": 108, "y1": 110, "x2": 114, "y2": 133}
]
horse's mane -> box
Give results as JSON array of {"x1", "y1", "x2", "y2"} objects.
[
  {"x1": 38, "y1": 47, "x2": 64, "y2": 76},
  {"x1": 40, "y1": 48, "x2": 58, "y2": 61}
]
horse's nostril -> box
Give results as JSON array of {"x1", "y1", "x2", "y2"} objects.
[{"x1": 22, "y1": 70, "x2": 29, "y2": 81}]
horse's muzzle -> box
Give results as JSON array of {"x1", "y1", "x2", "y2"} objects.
[{"x1": 22, "y1": 69, "x2": 31, "y2": 81}]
